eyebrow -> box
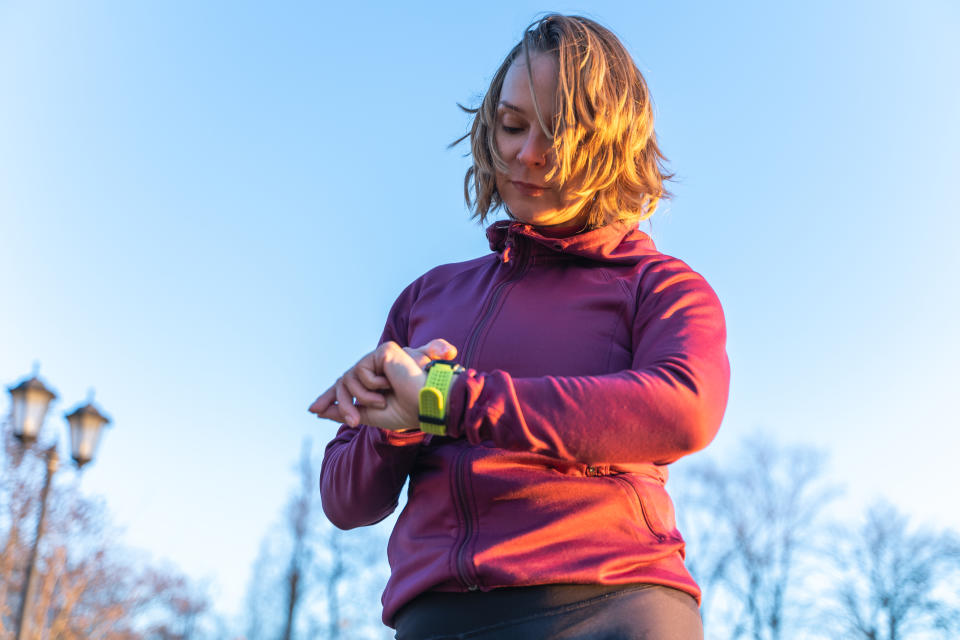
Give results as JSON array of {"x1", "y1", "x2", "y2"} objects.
[{"x1": 498, "y1": 101, "x2": 526, "y2": 114}]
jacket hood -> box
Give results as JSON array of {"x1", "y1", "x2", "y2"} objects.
[{"x1": 486, "y1": 220, "x2": 658, "y2": 265}]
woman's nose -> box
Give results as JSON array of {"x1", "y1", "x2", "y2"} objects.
[{"x1": 517, "y1": 132, "x2": 550, "y2": 168}]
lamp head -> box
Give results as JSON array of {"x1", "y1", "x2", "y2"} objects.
[
  {"x1": 65, "y1": 402, "x2": 111, "y2": 469},
  {"x1": 7, "y1": 376, "x2": 58, "y2": 446}
]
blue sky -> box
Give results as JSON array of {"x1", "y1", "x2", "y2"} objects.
[{"x1": 2, "y1": 0, "x2": 958, "y2": 619}]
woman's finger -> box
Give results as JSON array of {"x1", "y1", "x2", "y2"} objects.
[
  {"x1": 342, "y1": 369, "x2": 387, "y2": 409},
  {"x1": 313, "y1": 403, "x2": 347, "y2": 422},
  {"x1": 356, "y1": 365, "x2": 390, "y2": 391},
  {"x1": 346, "y1": 349, "x2": 393, "y2": 396},
  {"x1": 334, "y1": 377, "x2": 360, "y2": 427},
  {"x1": 423, "y1": 338, "x2": 458, "y2": 361},
  {"x1": 354, "y1": 349, "x2": 391, "y2": 390},
  {"x1": 308, "y1": 385, "x2": 337, "y2": 415},
  {"x1": 404, "y1": 338, "x2": 458, "y2": 368}
]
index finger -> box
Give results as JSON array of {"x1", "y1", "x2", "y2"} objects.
[{"x1": 309, "y1": 385, "x2": 337, "y2": 415}]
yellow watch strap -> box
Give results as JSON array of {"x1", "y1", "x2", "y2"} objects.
[{"x1": 418, "y1": 361, "x2": 460, "y2": 435}]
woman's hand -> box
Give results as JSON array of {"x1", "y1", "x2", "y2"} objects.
[{"x1": 309, "y1": 339, "x2": 457, "y2": 431}]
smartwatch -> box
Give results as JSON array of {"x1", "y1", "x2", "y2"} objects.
[{"x1": 418, "y1": 360, "x2": 463, "y2": 436}]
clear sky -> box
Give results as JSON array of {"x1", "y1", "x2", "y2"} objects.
[{"x1": 2, "y1": 0, "x2": 958, "y2": 621}]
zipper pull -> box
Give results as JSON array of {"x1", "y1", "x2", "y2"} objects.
[{"x1": 501, "y1": 239, "x2": 513, "y2": 264}]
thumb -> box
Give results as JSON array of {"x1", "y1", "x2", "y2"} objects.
[
  {"x1": 423, "y1": 338, "x2": 457, "y2": 361},
  {"x1": 404, "y1": 338, "x2": 458, "y2": 368}
]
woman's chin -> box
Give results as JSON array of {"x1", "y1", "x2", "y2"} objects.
[{"x1": 509, "y1": 208, "x2": 587, "y2": 234}]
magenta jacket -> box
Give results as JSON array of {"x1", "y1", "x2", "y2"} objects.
[{"x1": 320, "y1": 220, "x2": 730, "y2": 626}]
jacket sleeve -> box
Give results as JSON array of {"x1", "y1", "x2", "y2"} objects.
[
  {"x1": 319, "y1": 281, "x2": 427, "y2": 530},
  {"x1": 444, "y1": 259, "x2": 730, "y2": 466}
]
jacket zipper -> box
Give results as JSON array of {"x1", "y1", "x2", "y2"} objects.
[
  {"x1": 452, "y1": 446, "x2": 478, "y2": 589},
  {"x1": 610, "y1": 473, "x2": 667, "y2": 542},
  {"x1": 460, "y1": 237, "x2": 532, "y2": 369},
  {"x1": 452, "y1": 233, "x2": 532, "y2": 590}
]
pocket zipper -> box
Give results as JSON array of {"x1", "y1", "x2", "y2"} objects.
[{"x1": 610, "y1": 473, "x2": 666, "y2": 542}]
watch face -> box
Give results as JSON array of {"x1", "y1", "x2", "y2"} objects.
[{"x1": 425, "y1": 359, "x2": 458, "y2": 372}]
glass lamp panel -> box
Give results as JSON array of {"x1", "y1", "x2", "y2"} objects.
[
  {"x1": 67, "y1": 407, "x2": 108, "y2": 468},
  {"x1": 9, "y1": 392, "x2": 26, "y2": 437},
  {"x1": 8, "y1": 379, "x2": 56, "y2": 443},
  {"x1": 23, "y1": 386, "x2": 53, "y2": 440}
]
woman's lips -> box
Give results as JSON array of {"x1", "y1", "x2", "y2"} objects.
[{"x1": 511, "y1": 180, "x2": 547, "y2": 196}]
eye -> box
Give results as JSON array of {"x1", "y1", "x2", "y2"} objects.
[{"x1": 498, "y1": 111, "x2": 526, "y2": 135}]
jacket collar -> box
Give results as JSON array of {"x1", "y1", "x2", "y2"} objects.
[{"x1": 486, "y1": 220, "x2": 657, "y2": 265}]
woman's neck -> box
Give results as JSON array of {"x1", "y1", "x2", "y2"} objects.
[{"x1": 533, "y1": 221, "x2": 589, "y2": 238}]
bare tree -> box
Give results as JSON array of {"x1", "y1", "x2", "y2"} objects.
[
  {"x1": 673, "y1": 436, "x2": 838, "y2": 640},
  {"x1": 0, "y1": 417, "x2": 217, "y2": 639},
  {"x1": 321, "y1": 527, "x2": 344, "y2": 640},
  {"x1": 243, "y1": 539, "x2": 275, "y2": 640},
  {"x1": 281, "y1": 441, "x2": 315, "y2": 640},
  {"x1": 310, "y1": 491, "x2": 386, "y2": 640},
  {"x1": 242, "y1": 439, "x2": 391, "y2": 640},
  {"x1": 827, "y1": 501, "x2": 960, "y2": 640}
]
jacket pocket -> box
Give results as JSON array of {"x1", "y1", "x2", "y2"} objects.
[{"x1": 609, "y1": 473, "x2": 680, "y2": 543}]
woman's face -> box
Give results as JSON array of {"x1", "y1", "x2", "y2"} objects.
[{"x1": 494, "y1": 52, "x2": 586, "y2": 231}]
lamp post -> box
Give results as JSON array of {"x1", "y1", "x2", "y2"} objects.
[
  {"x1": 14, "y1": 445, "x2": 58, "y2": 640},
  {"x1": 6, "y1": 373, "x2": 111, "y2": 640}
]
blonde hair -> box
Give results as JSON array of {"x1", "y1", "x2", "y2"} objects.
[{"x1": 457, "y1": 14, "x2": 672, "y2": 229}]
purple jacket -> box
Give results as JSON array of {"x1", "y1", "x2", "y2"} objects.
[{"x1": 320, "y1": 220, "x2": 730, "y2": 626}]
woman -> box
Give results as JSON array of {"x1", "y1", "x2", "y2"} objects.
[{"x1": 311, "y1": 14, "x2": 729, "y2": 639}]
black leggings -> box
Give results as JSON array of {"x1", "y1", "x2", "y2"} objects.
[{"x1": 394, "y1": 584, "x2": 704, "y2": 640}]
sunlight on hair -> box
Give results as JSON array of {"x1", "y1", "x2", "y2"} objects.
[{"x1": 457, "y1": 14, "x2": 673, "y2": 229}]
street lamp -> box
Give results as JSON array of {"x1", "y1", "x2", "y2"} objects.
[
  {"x1": 5, "y1": 372, "x2": 111, "y2": 640},
  {"x1": 7, "y1": 375, "x2": 57, "y2": 446},
  {"x1": 66, "y1": 399, "x2": 111, "y2": 469}
]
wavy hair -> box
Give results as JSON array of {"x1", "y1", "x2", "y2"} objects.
[{"x1": 456, "y1": 14, "x2": 672, "y2": 229}]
